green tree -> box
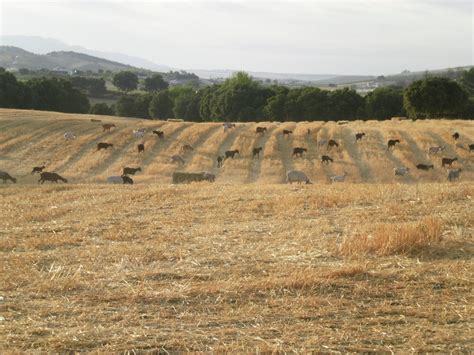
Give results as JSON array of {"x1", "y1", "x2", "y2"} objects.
[
  {"x1": 329, "y1": 88, "x2": 365, "y2": 120},
  {"x1": 0, "y1": 68, "x2": 23, "y2": 108},
  {"x1": 403, "y1": 78, "x2": 468, "y2": 118},
  {"x1": 70, "y1": 77, "x2": 107, "y2": 96},
  {"x1": 89, "y1": 103, "x2": 115, "y2": 116},
  {"x1": 461, "y1": 68, "x2": 474, "y2": 95},
  {"x1": 365, "y1": 87, "x2": 404, "y2": 119},
  {"x1": 149, "y1": 90, "x2": 174, "y2": 119},
  {"x1": 116, "y1": 96, "x2": 137, "y2": 117},
  {"x1": 144, "y1": 74, "x2": 169, "y2": 92},
  {"x1": 112, "y1": 71, "x2": 138, "y2": 92},
  {"x1": 27, "y1": 77, "x2": 89, "y2": 113}
]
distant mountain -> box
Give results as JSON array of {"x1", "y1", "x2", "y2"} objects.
[
  {"x1": 0, "y1": 35, "x2": 172, "y2": 72},
  {"x1": 0, "y1": 46, "x2": 139, "y2": 72}
]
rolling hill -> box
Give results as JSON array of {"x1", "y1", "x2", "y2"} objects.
[
  {"x1": 0, "y1": 109, "x2": 472, "y2": 184},
  {"x1": 0, "y1": 46, "x2": 138, "y2": 72}
]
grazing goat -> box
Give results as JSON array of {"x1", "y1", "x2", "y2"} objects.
[
  {"x1": 64, "y1": 132, "x2": 76, "y2": 140},
  {"x1": 253, "y1": 147, "x2": 263, "y2": 158},
  {"x1": 282, "y1": 129, "x2": 292, "y2": 137},
  {"x1": 428, "y1": 146, "x2": 446, "y2": 155},
  {"x1": 133, "y1": 128, "x2": 145, "y2": 138},
  {"x1": 181, "y1": 144, "x2": 194, "y2": 154},
  {"x1": 102, "y1": 123, "x2": 116, "y2": 132},
  {"x1": 321, "y1": 155, "x2": 333, "y2": 164},
  {"x1": 355, "y1": 132, "x2": 366, "y2": 141},
  {"x1": 327, "y1": 139, "x2": 339, "y2": 150},
  {"x1": 91, "y1": 118, "x2": 102, "y2": 122},
  {"x1": 330, "y1": 172, "x2": 347, "y2": 183},
  {"x1": 469, "y1": 144, "x2": 474, "y2": 152},
  {"x1": 123, "y1": 167, "x2": 142, "y2": 176},
  {"x1": 153, "y1": 130, "x2": 164, "y2": 139},
  {"x1": 225, "y1": 150, "x2": 240, "y2": 159},
  {"x1": 317, "y1": 139, "x2": 328, "y2": 148},
  {"x1": 137, "y1": 144, "x2": 145, "y2": 153},
  {"x1": 107, "y1": 175, "x2": 133, "y2": 184},
  {"x1": 293, "y1": 147, "x2": 307, "y2": 157},
  {"x1": 447, "y1": 168, "x2": 461, "y2": 182},
  {"x1": 394, "y1": 167, "x2": 410, "y2": 176},
  {"x1": 172, "y1": 172, "x2": 215, "y2": 184},
  {"x1": 97, "y1": 142, "x2": 113, "y2": 151},
  {"x1": 38, "y1": 172, "x2": 67, "y2": 184},
  {"x1": 286, "y1": 170, "x2": 311, "y2": 184},
  {"x1": 171, "y1": 155, "x2": 185, "y2": 165},
  {"x1": 223, "y1": 122, "x2": 236, "y2": 132},
  {"x1": 387, "y1": 139, "x2": 400, "y2": 150},
  {"x1": 452, "y1": 132, "x2": 460, "y2": 140},
  {"x1": 0, "y1": 171, "x2": 16, "y2": 184},
  {"x1": 217, "y1": 156, "x2": 224, "y2": 168},
  {"x1": 203, "y1": 173, "x2": 216, "y2": 182},
  {"x1": 31, "y1": 165, "x2": 46, "y2": 174},
  {"x1": 416, "y1": 164, "x2": 434, "y2": 171},
  {"x1": 441, "y1": 157, "x2": 457, "y2": 167},
  {"x1": 256, "y1": 127, "x2": 267, "y2": 135}
]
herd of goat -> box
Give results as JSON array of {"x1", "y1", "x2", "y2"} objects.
[{"x1": 0, "y1": 121, "x2": 472, "y2": 185}]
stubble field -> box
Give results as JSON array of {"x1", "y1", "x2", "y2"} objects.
[{"x1": 0, "y1": 109, "x2": 473, "y2": 351}]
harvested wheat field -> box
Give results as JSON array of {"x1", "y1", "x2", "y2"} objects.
[
  {"x1": 1, "y1": 109, "x2": 473, "y2": 184},
  {"x1": 0, "y1": 109, "x2": 473, "y2": 352}
]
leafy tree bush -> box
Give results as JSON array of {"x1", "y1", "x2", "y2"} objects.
[
  {"x1": 89, "y1": 103, "x2": 115, "y2": 116},
  {"x1": 112, "y1": 71, "x2": 138, "y2": 92},
  {"x1": 404, "y1": 78, "x2": 468, "y2": 118},
  {"x1": 149, "y1": 90, "x2": 173, "y2": 119},
  {"x1": 70, "y1": 77, "x2": 107, "y2": 96},
  {"x1": 365, "y1": 87, "x2": 405, "y2": 119},
  {"x1": 144, "y1": 74, "x2": 169, "y2": 92}
]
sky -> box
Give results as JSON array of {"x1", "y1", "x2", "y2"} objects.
[{"x1": 0, "y1": 0, "x2": 472, "y2": 75}]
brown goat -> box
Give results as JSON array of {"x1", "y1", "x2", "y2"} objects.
[
  {"x1": 253, "y1": 147, "x2": 263, "y2": 158},
  {"x1": 137, "y1": 144, "x2": 145, "y2": 153},
  {"x1": 97, "y1": 142, "x2": 113, "y2": 151},
  {"x1": 321, "y1": 155, "x2": 334, "y2": 164},
  {"x1": 293, "y1": 147, "x2": 307, "y2": 157},
  {"x1": 31, "y1": 165, "x2": 46, "y2": 174},
  {"x1": 441, "y1": 157, "x2": 457, "y2": 167},
  {"x1": 327, "y1": 139, "x2": 339, "y2": 150},
  {"x1": 256, "y1": 127, "x2": 267, "y2": 135},
  {"x1": 225, "y1": 150, "x2": 240, "y2": 159},
  {"x1": 102, "y1": 123, "x2": 116, "y2": 132},
  {"x1": 387, "y1": 139, "x2": 400, "y2": 150}
]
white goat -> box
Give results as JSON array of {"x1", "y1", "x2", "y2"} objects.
[
  {"x1": 317, "y1": 139, "x2": 328, "y2": 148},
  {"x1": 64, "y1": 132, "x2": 76, "y2": 140},
  {"x1": 428, "y1": 146, "x2": 446, "y2": 155},
  {"x1": 133, "y1": 128, "x2": 146, "y2": 138},
  {"x1": 330, "y1": 172, "x2": 347, "y2": 183},
  {"x1": 286, "y1": 170, "x2": 311, "y2": 184},
  {"x1": 394, "y1": 167, "x2": 410, "y2": 176}
]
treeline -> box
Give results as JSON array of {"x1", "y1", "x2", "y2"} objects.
[
  {"x1": 1, "y1": 67, "x2": 473, "y2": 120},
  {"x1": 0, "y1": 68, "x2": 90, "y2": 113}
]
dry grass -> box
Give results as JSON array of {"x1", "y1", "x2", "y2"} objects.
[
  {"x1": 1, "y1": 182, "x2": 473, "y2": 352},
  {"x1": 339, "y1": 217, "x2": 443, "y2": 256}
]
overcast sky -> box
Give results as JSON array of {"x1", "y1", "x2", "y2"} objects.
[{"x1": 0, "y1": 0, "x2": 472, "y2": 75}]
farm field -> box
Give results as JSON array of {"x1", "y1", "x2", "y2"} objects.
[
  {"x1": 0, "y1": 109, "x2": 473, "y2": 184},
  {"x1": 0, "y1": 109, "x2": 473, "y2": 351}
]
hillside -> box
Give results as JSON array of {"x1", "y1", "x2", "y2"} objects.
[
  {"x1": 0, "y1": 109, "x2": 472, "y2": 184},
  {"x1": 0, "y1": 46, "x2": 137, "y2": 72}
]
